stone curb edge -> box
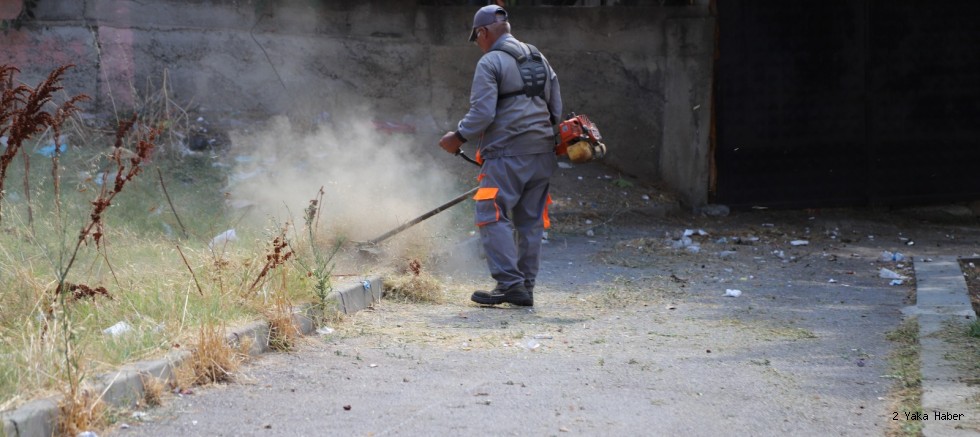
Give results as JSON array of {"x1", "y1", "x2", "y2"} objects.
[
  {"x1": 0, "y1": 276, "x2": 383, "y2": 437},
  {"x1": 908, "y1": 257, "x2": 978, "y2": 437}
]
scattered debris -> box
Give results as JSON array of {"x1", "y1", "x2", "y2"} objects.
[
  {"x1": 209, "y1": 229, "x2": 237, "y2": 249},
  {"x1": 701, "y1": 204, "x2": 730, "y2": 217},
  {"x1": 880, "y1": 251, "x2": 905, "y2": 262},
  {"x1": 103, "y1": 321, "x2": 133, "y2": 337},
  {"x1": 724, "y1": 289, "x2": 742, "y2": 297},
  {"x1": 879, "y1": 268, "x2": 906, "y2": 280}
]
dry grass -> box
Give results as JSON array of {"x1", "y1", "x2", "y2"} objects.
[
  {"x1": 885, "y1": 317, "x2": 923, "y2": 437},
  {"x1": 57, "y1": 388, "x2": 106, "y2": 437},
  {"x1": 139, "y1": 374, "x2": 165, "y2": 408},
  {"x1": 266, "y1": 293, "x2": 301, "y2": 352},
  {"x1": 174, "y1": 324, "x2": 242, "y2": 389},
  {"x1": 384, "y1": 262, "x2": 446, "y2": 304}
]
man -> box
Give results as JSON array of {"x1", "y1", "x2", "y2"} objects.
[{"x1": 439, "y1": 5, "x2": 562, "y2": 307}]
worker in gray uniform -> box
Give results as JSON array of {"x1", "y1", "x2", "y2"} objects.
[{"x1": 439, "y1": 5, "x2": 562, "y2": 307}]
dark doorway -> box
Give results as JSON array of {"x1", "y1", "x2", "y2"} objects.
[{"x1": 714, "y1": 1, "x2": 980, "y2": 209}]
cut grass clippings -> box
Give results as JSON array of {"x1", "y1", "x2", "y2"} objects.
[
  {"x1": 885, "y1": 317, "x2": 923, "y2": 437},
  {"x1": 384, "y1": 270, "x2": 446, "y2": 304}
]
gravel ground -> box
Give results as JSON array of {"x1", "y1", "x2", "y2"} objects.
[{"x1": 107, "y1": 199, "x2": 980, "y2": 436}]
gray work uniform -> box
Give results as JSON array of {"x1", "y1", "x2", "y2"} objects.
[{"x1": 455, "y1": 34, "x2": 563, "y2": 291}]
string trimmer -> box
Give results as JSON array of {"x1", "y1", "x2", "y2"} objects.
[{"x1": 356, "y1": 150, "x2": 481, "y2": 256}]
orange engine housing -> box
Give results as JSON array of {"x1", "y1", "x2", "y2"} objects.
[{"x1": 555, "y1": 114, "x2": 606, "y2": 163}]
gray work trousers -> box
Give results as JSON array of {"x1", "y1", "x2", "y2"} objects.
[{"x1": 473, "y1": 152, "x2": 557, "y2": 290}]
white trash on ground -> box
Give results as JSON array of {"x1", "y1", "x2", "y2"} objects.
[
  {"x1": 724, "y1": 289, "x2": 742, "y2": 297},
  {"x1": 209, "y1": 229, "x2": 237, "y2": 249},
  {"x1": 103, "y1": 321, "x2": 132, "y2": 337},
  {"x1": 879, "y1": 268, "x2": 906, "y2": 280}
]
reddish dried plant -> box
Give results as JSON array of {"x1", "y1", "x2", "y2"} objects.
[
  {"x1": 249, "y1": 230, "x2": 294, "y2": 293},
  {"x1": 83, "y1": 115, "x2": 157, "y2": 247},
  {"x1": 0, "y1": 64, "x2": 89, "y2": 221},
  {"x1": 55, "y1": 116, "x2": 158, "y2": 296},
  {"x1": 408, "y1": 259, "x2": 422, "y2": 277},
  {"x1": 61, "y1": 283, "x2": 113, "y2": 302}
]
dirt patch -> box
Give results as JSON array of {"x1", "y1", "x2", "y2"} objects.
[{"x1": 959, "y1": 258, "x2": 980, "y2": 316}]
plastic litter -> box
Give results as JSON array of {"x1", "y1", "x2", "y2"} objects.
[
  {"x1": 77, "y1": 432, "x2": 99, "y2": 437},
  {"x1": 103, "y1": 321, "x2": 132, "y2": 337},
  {"x1": 889, "y1": 279, "x2": 904, "y2": 286},
  {"x1": 558, "y1": 162, "x2": 573, "y2": 169},
  {"x1": 522, "y1": 338, "x2": 541, "y2": 351},
  {"x1": 790, "y1": 240, "x2": 809, "y2": 246},
  {"x1": 316, "y1": 327, "x2": 335, "y2": 335},
  {"x1": 37, "y1": 143, "x2": 68, "y2": 157},
  {"x1": 724, "y1": 289, "x2": 742, "y2": 297},
  {"x1": 362, "y1": 280, "x2": 371, "y2": 290},
  {"x1": 880, "y1": 251, "x2": 905, "y2": 262},
  {"x1": 36, "y1": 134, "x2": 68, "y2": 157},
  {"x1": 879, "y1": 268, "x2": 905, "y2": 280},
  {"x1": 209, "y1": 229, "x2": 237, "y2": 249}
]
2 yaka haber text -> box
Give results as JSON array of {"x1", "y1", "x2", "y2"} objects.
[{"x1": 894, "y1": 411, "x2": 965, "y2": 421}]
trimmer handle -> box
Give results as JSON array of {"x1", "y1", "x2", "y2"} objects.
[{"x1": 455, "y1": 149, "x2": 482, "y2": 167}]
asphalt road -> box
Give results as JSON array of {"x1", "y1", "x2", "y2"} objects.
[{"x1": 110, "y1": 206, "x2": 980, "y2": 436}]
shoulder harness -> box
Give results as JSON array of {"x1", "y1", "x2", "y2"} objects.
[{"x1": 494, "y1": 40, "x2": 548, "y2": 100}]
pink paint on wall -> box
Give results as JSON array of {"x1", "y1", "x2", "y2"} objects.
[
  {"x1": 0, "y1": 0, "x2": 23, "y2": 20},
  {"x1": 0, "y1": 30, "x2": 88, "y2": 71},
  {"x1": 95, "y1": 2, "x2": 136, "y2": 108}
]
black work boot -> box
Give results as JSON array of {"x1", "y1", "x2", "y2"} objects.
[{"x1": 471, "y1": 283, "x2": 533, "y2": 306}]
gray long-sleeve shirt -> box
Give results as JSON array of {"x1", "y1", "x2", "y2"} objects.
[{"x1": 456, "y1": 34, "x2": 562, "y2": 160}]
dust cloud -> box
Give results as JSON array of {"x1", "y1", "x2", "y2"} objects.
[{"x1": 223, "y1": 112, "x2": 470, "y2": 255}]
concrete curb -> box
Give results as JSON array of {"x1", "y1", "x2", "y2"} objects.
[
  {"x1": 908, "y1": 257, "x2": 979, "y2": 437},
  {"x1": 0, "y1": 276, "x2": 382, "y2": 437}
]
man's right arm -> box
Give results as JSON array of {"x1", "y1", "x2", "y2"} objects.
[{"x1": 456, "y1": 56, "x2": 500, "y2": 142}]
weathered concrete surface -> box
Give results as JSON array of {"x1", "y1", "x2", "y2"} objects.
[
  {"x1": 102, "y1": 206, "x2": 980, "y2": 437},
  {"x1": 662, "y1": 15, "x2": 715, "y2": 209},
  {"x1": 911, "y1": 257, "x2": 980, "y2": 437},
  {"x1": 0, "y1": 0, "x2": 715, "y2": 207}
]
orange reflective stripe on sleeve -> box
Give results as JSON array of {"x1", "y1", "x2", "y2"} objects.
[{"x1": 543, "y1": 194, "x2": 553, "y2": 229}]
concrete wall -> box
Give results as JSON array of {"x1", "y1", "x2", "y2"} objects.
[{"x1": 0, "y1": 0, "x2": 714, "y2": 207}]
